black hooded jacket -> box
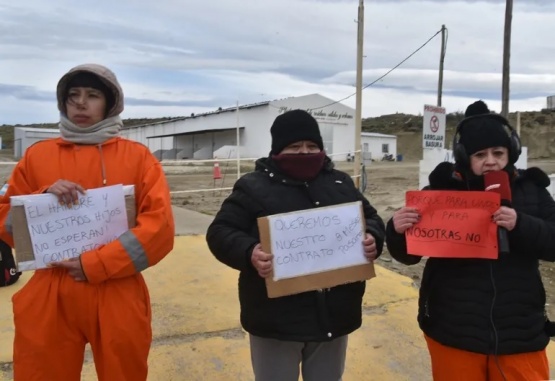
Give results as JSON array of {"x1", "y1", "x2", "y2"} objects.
[
  {"x1": 386, "y1": 162, "x2": 555, "y2": 355},
  {"x1": 206, "y1": 156, "x2": 385, "y2": 341}
]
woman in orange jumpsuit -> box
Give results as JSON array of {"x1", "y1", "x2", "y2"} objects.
[{"x1": 1, "y1": 63, "x2": 175, "y2": 380}]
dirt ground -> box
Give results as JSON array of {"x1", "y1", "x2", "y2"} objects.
[{"x1": 163, "y1": 159, "x2": 555, "y2": 319}]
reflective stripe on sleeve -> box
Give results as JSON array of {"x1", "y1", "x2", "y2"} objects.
[{"x1": 118, "y1": 230, "x2": 149, "y2": 272}]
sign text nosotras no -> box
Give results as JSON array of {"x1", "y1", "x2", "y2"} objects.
[
  {"x1": 405, "y1": 190, "x2": 500, "y2": 259},
  {"x1": 268, "y1": 202, "x2": 367, "y2": 281},
  {"x1": 23, "y1": 184, "x2": 129, "y2": 269}
]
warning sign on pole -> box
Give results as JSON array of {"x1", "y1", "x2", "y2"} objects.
[{"x1": 422, "y1": 105, "x2": 446, "y2": 149}]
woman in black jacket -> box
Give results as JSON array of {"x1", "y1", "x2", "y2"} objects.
[
  {"x1": 206, "y1": 109, "x2": 385, "y2": 381},
  {"x1": 386, "y1": 100, "x2": 555, "y2": 381}
]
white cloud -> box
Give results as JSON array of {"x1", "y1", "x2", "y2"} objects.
[{"x1": 0, "y1": 0, "x2": 553, "y2": 124}]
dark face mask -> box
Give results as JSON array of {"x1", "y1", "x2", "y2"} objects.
[{"x1": 271, "y1": 151, "x2": 326, "y2": 181}]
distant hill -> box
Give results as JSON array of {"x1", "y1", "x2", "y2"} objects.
[
  {"x1": 2, "y1": 111, "x2": 554, "y2": 160},
  {"x1": 362, "y1": 110, "x2": 555, "y2": 161}
]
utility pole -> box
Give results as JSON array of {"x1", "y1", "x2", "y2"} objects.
[
  {"x1": 437, "y1": 25, "x2": 446, "y2": 107},
  {"x1": 236, "y1": 100, "x2": 241, "y2": 179},
  {"x1": 353, "y1": 0, "x2": 364, "y2": 190},
  {"x1": 501, "y1": 0, "x2": 513, "y2": 118}
]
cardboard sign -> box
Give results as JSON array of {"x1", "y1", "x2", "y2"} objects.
[
  {"x1": 257, "y1": 201, "x2": 375, "y2": 298},
  {"x1": 11, "y1": 185, "x2": 136, "y2": 271},
  {"x1": 405, "y1": 190, "x2": 500, "y2": 259}
]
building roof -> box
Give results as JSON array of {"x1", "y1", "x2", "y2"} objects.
[
  {"x1": 15, "y1": 127, "x2": 60, "y2": 133},
  {"x1": 122, "y1": 93, "x2": 351, "y2": 130},
  {"x1": 361, "y1": 132, "x2": 397, "y2": 139},
  {"x1": 122, "y1": 100, "x2": 271, "y2": 130},
  {"x1": 147, "y1": 126, "x2": 244, "y2": 139}
]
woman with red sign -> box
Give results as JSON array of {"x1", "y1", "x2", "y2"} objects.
[{"x1": 386, "y1": 100, "x2": 555, "y2": 380}]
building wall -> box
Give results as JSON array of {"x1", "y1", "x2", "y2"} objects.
[
  {"x1": 361, "y1": 135, "x2": 397, "y2": 161},
  {"x1": 14, "y1": 128, "x2": 60, "y2": 159},
  {"x1": 172, "y1": 129, "x2": 239, "y2": 160},
  {"x1": 233, "y1": 106, "x2": 272, "y2": 158},
  {"x1": 271, "y1": 94, "x2": 355, "y2": 160},
  {"x1": 121, "y1": 94, "x2": 357, "y2": 161},
  {"x1": 175, "y1": 135, "x2": 194, "y2": 159},
  {"x1": 145, "y1": 135, "x2": 174, "y2": 158},
  {"x1": 122, "y1": 105, "x2": 272, "y2": 159}
]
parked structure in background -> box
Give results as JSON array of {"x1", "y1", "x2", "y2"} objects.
[{"x1": 360, "y1": 132, "x2": 397, "y2": 163}]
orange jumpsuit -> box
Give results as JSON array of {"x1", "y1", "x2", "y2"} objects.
[
  {"x1": 425, "y1": 335, "x2": 549, "y2": 381},
  {"x1": 1, "y1": 137, "x2": 175, "y2": 381}
]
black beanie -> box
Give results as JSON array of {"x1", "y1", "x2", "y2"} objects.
[
  {"x1": 458, "y1": 100, "x2": 511, "y2": 156},
  {"x1": 464, "y1": 100, "x2": 490, "y2": 117},
  {"x1": 270, "y1": 110, "x2": 324, "y2": 154},
  {"x1": 63, "y1": 72, "x2": 115, "y2": 115}
]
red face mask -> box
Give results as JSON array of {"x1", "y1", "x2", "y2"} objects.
[{"x1": 271, "y1": 151, "x2": 326, "y2": 181}]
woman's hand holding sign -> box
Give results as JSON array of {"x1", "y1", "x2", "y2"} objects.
[
  {"x1": 392, "y1": 207, "x2": 420, "y2": 234},
  {"x1": 50, "y1": 257, "x2": 87, "y2": 282},
  {"x1": 47, "y1": 179, "x2": 86, "y2": 206},
  {"x1": 46, "y1": 179, "x2": 88, "y2": 281},
  {"x1": 251, "y1": 243, "x2": 274, "y2": 278},
  {"x1": 362, "y1": 233, "x2": 377, "y2": 261},
  {"x1": 492, "y1": 206, "x2": 517, "y2": 231}
]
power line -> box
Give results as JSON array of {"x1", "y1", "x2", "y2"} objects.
[{"x1": 274, "y1": 28, "x2": 443, "y2": 111}]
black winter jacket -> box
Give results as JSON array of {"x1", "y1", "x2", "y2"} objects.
[
  {"x1": 206, "y1": 157, "x2": 385, "y2": 341},
  {"x1": 386, "y1": 162, "x2": 555, "y2": 355}
]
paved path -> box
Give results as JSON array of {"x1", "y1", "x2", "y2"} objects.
[{"x1": 1, "y1": 206, "x2": 554, "y2": 380}]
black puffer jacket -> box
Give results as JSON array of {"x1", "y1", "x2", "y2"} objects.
[
  {"x1": 206, "y1": 157, "x2": 385, "y2": 341},
  {"x1": 386, "y1": 162, "x2": 555, "y2": 355}
]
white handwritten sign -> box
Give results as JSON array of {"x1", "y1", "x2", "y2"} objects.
[
  {"x1": 18, "y1": 185, "x2": 129, "y2": 270},
  {"x1": 268, "y1": 202, "x2": 366, "y2": 281}
]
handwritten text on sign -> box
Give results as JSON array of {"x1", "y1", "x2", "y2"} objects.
[
  {"x1": 405, "y1": 190, "x2": 499, "y2": 259},
  {"x1": 23, "y1": 185, "x2": 129, "y2": 269},
  {"x1": 268, "y1": 202, "x2": 366, "y2": 281}
]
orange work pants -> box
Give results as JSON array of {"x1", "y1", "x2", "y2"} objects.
[
  {"x1": 425, "y1": 334, "x2": 549, "y2": 381},
  {"x1": 12, "y1": 268, "x2": 152, "y2": 381}
]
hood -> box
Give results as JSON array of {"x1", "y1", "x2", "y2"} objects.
[{"x1": 56, "y1": 63, "x2": 124, "y2": 118}]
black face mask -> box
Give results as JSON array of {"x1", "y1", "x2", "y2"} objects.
[{"x1": 271, "y1": 151, "x2": 326, "y2": 181}]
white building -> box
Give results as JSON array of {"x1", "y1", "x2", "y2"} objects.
[
  {"x1": 122, "y1": 94, "x2": 357, "y2": 161},
  {"x1": 360, "y1": 132, "x2": 397, "y2": 162},
  {"x1": 12, "y1": 94, "x2": 401, "y2": 163},
  {"x1": 14, "y1": 127, "x2": 60, "y2": 159}
]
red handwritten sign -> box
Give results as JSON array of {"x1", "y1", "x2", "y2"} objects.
[{"x1": 405, "y1": 190, "x2": 500, "y2": 259}]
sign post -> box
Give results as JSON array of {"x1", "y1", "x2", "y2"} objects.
[{"x1": 422, "y1": 104, "x2": 446, "y2": 149}]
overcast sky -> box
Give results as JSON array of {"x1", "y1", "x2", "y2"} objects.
[{"x1": 1, "y1": 0, "x2": 554, "y2": 124}]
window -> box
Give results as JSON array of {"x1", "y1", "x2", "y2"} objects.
[{"x1": 382, "y1": 143, "x2": 389, "y2": 153}]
